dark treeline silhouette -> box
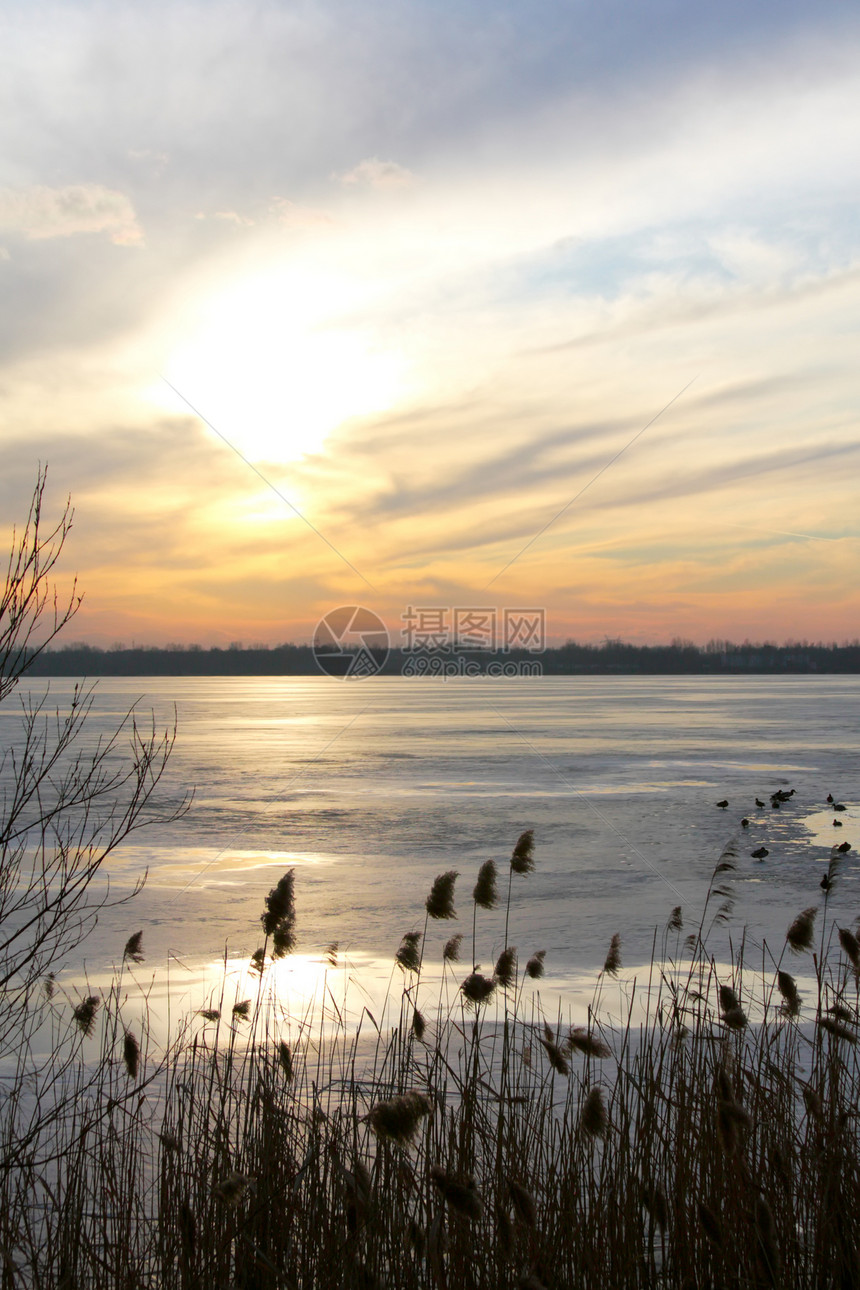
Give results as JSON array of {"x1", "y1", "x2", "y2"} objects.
[{"x1": 21, "y1": 637, "x2": 860, "y2": 676}]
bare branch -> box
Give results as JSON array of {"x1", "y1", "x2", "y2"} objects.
[{"x1": 0, "y1": 464, "x2": 82, "y2": 702}]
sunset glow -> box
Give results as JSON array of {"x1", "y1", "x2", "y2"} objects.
[{"x1": 1, "y1": 2, "x2": 858, "y2": 646}]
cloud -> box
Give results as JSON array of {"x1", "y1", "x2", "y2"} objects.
[
  {"x1": 0, "y1": 184, "x2": 143, "y2": 246},
  {"x1": 191, "y1": 198, "x2": 334, "y2": 231},
  {"x1": 268, "y1": 197, "x2": 335, "y2": 230},
  {"x1": 336, "y1": 157, "x2": 415, "y2": 189},
  {"x1": 212, "y1": 210, "x2": 256, "y2": 226}
]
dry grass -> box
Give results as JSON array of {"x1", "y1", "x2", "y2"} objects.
[{"x1": 2, "y1": 835, "x2": 860, "y2": 1288}]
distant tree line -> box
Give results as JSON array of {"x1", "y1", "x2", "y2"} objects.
[{"x1": 20, "y1": 637, "x2": 860, "y2": 676}]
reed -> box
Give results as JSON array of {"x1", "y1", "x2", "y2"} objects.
[{"x1": 2, "y1": 837, "x2": 860, "y2": 1287}]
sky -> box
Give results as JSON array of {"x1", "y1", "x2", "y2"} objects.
[{"x1": 1, "y1": 0, "x2": 859, "y2": 649}]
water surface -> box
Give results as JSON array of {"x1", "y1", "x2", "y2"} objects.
[{"x1": 3, "y1": 675, "x2": 858, "y2": 1005}]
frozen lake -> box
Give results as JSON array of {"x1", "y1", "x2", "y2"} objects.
[{"x1": 2, "y1": 673, "x2": 858, "y2": 1029}]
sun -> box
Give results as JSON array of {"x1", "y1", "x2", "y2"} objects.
[{"x1": 160, "y1": 262, "x2": 407, "y2": 462}]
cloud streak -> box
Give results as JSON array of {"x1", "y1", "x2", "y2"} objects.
[{"x1": 0, "y1": 184, "x2": 142, "y2": 245}]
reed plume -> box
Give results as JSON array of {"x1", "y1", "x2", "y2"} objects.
[
  {"x1": 817, "y1": 1015, "x2": 857, "y2": 1043},
  {"x1": 839, "y1": 927, "x2": 860, "y2": 969},
  {"x1": 72, "y1": 995, "x2": 99, "y2": 1037},
  {"x1": 473, "y1": 859, "x2": 498, "y2": 908},
  {"x1": 713, "y1": 844, "x2": 737, "y2": 874},
  {"x1": 232, "y1": 999, "x2": 251, "y2": 1021},
  {"x1": 510, "y1": 829, "x2": 535, "y2": 874},
  {"x1": 395, "y1": 930, "x2": 422, "y2": 973},
  {"x1": 786, "y1": 906, "x2": 817, "y2": 953},
  {"x1": 412, "y1": 1009, "x2": 426, "y2": 1040},
  {"x1": 425, "y1": 870, "x2": 458, "y2": 920},
  {"x1": 369, "y1": 1090, "x2": 432, "y2": 1145},
  {"x1": 277, "y1": 1040, "x2": 293, "y2": 1079},
  {"x1": 179, "y1": 1203, "x2": 196, "y2": 1260},
  {"x1": 722, "y1": 1005, "x2": 748, "y2": 1030},
  {"x1": 715, "y1": 1067, "x2": 734, "y2": 1102},
  {"x1": 828, "y1": 1001, "x2": 856, "y2": 1023},
  {"x1": 262, "y1": 870, "x2": 295, "y2": 934},
  {"x1": 777, "y1": 970, "x2": 801, "y2": 1017},
  {"x1": 580, "y1": 1086, "x2": 607, "y2": 1137},
  {"x1": 338, "y1": 1157, "x2": 372, "y2": 1230},
  {"x1": 567, "y1": 1026, "x2": 611, "y2": 1059},
  {"x1": 212, "y1": 1172, "x2": 254, "y2": 1206},
  {"x1": 461, "y1": 971, "x2": 496, "y2": 1005},
  {"x1": 123, "y1": 930, "x2": 144, "y2": 964},
  {"x1": 717, "y1": 1098, "x2": 751, "y2": 1155},
  {"x1": 430, "y1": 1166, "x2": 483, "y2": 1220},
  {"x1": 823, "y1": 847, "x2": 843, "y2": 892},
  {"x1": 122, "y1": 1030, "x2": 139, "y2": 1080},
  {"x1": 443, "y1": 933, "x2": 462, "y2": 962},
  {"x1": 719, "y1": 984, "x2": 738, "y2": 1012},
  {"x1": 272, "y1": 921, "x2": 296, "y2": 958},
  {"x1": 525, "y1": 950, "x2": 546, "y2": 979},
  {"x1": 642, "y1": 1181, "x2": 668, "y2": 1235},
  {"x1": 603, "y1": 934, "x2": 622, "y2": 977},
  {"x1": 539, "y1": 1035, "x2": 570, "y2": 1077},
  {"x1": 668, "y1": 905, "x2": 683, "y2": 932},
  {"x1": 494, "y1": 947, "x2": 517, "y2": 987},
  {"x1": 262, "y1": 869, "x2": 296, "y2": 958},
  {"x1": 802, "y1": 1084, "x2": 823, "y2": 1119}
]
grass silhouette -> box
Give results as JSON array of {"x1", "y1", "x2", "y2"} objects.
[{"x1": 2, "y1": 829, "x2": 860, "y2": 1287}]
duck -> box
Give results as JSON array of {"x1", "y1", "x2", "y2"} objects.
[
  {"x1": 834, "y1": 819, "x2": 843, "y2": 827},
  {"x1": 716, "y1": 800, "x2": 729, "y2": 809},
  {"x1": 827, "y1": 793, "x2": 834, "y2": 803},
  {"x1": 755, "y1": 798, "x2": 765, "y2": 808},
  {"x1": 837, "y1": 841, "x2": 851, "y2": 853},
  {"x1": 833, "y1": 803, "x2": 847, "y2": 812},
  {"x1": 741, "y1": 818, "x2": 750, "y2": 828},
  {"x1": 752, "y1": 847, "x2": 769, "y2": 859}
]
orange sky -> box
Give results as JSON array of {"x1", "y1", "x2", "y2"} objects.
[{"x1": 1, "y1": 2, "x2": 859, "y2": 648}]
